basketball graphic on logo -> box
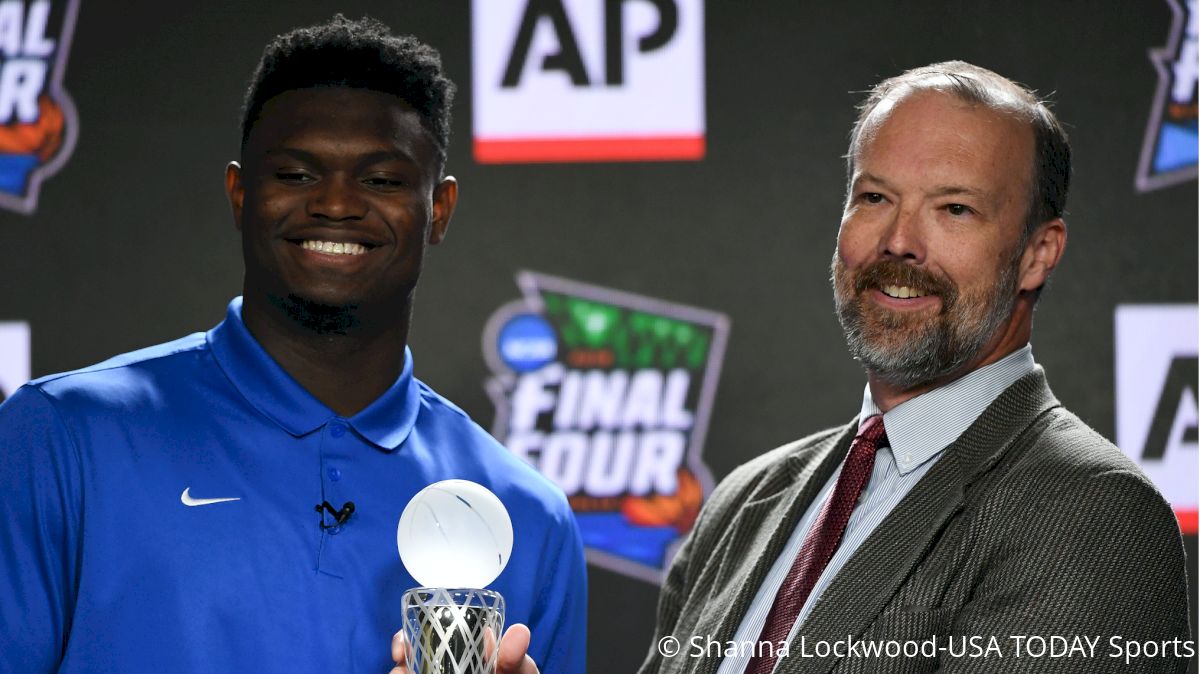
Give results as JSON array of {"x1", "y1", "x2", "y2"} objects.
[
  {"x1": 0, "y1": 97, "x2": 64, "y2": 161},
  {"x1": 621, "y1": 469, "x2": 703, "y2": 533}
]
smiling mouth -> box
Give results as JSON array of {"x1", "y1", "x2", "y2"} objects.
[
  {"x1": 295, "y1": 239, "x2": 373, "y2": 256},
  {"x1": 879, "y1": 284, "x2": 931, "y2": 299}
]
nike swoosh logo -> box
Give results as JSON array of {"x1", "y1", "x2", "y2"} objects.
[{"x1": 181, "y1": 487, "x2": 241, "y2": 507}]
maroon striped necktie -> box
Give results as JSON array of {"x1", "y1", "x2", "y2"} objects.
[{"x1": 745, "y1": 415, "x2": 887, "y2": 674}]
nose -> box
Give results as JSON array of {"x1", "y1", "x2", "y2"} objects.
[
  {"x1": 307, "y1": 172, "x2": 366, "y2": 221},
  {"x1": 878, "y1": 204, "x2": 925, "y2": 263}
]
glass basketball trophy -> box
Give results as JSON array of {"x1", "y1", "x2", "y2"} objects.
[{"x1": 398, "y1": 480, "x2": 513, "y2": 674}]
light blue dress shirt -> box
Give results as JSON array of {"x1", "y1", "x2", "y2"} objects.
[{"x1": 717, "y1": 345, "x2": 1036, "y2": 674}]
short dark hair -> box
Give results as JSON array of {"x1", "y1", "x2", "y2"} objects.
[
  {"x1": 240, "y1": 14, "x2": 456, "y2": 171},
  {"x1": 846, "y1": 61, "x2": 1071, "y2": 241}
]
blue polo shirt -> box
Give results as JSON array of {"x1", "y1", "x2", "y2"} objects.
[{"x1": 0, "y1": 297, "x2": 587, "y2": 673}]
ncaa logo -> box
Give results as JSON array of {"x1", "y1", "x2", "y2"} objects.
[
  {"x1": 1115, "y1": 305, "x2": 1198, "y2": 533},
  {"x1": 0, "y1": 0, "x2": 79, "y2": 215},
  {"x1": 0, "y1": 321, "x2": 30, "y2": 404},
  {"x1": 472, "y1": 0, "x2": 704, "y2": 163},
  {"x1": 497, "y1": 314, "x2": 558, "y2": 373}
]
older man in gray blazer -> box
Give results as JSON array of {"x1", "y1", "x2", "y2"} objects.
[{"x1": 638, "y1": 62, "x2": 1192, "y2": 674}]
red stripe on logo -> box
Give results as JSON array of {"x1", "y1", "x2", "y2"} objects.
[
  {"x1": 474, "y1": 136, "x2": 706, "y2": 163},
  {"x1": 1176, "y1": 509, "x2": 1197, "y2": 535}
]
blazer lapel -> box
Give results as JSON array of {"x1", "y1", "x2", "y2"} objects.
[
  {"x1": 687, "y1": 424, "x2": 857, "y2": 674},
  {"x1": 780, "y1": 369, "x2": 1060, "y2": 674}
]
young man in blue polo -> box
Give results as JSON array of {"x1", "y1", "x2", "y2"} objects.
[{"x1": 0, "y1": 15, "x2": 585, "y2": 673}]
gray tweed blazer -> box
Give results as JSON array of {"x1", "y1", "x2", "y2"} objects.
[{"x1": 639, "y1": 368, "x2": 1191, "y2": 673}]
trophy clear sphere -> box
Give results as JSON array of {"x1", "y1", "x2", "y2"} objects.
[{"x1": 398, "y1": 480, "x2": 513, "y2": 674}]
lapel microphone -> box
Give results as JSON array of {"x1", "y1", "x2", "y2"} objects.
[{"x1": 315, "y1": 501, "x2": 355, "y2": 529}]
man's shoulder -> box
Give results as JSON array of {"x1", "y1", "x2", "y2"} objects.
[
  {"x1": 26, "y1": 333, "x2": 210, "y2": 410},
  {"x1": 410, "y1": 377, "x2": 500, "y2": 448},
  {"x1": 0, "y1": 333, "x2": 212, "y2": 451},
  {"x1": 1009, "y1": 405, "x2": 1146, "y2": 480},
  {"x1": 25, "y1": 331, "x2": 210, "y2": 402},
  {"x1": 411, "y1": 377, "x2": 575, "y2": 524},
  {"x1": 980, "y1": 404, "x2": 1174, "y2": 528}
]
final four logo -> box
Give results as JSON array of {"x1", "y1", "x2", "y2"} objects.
[
  {"x1": 0, "y1": 0, "x2": 78, "y2": 215},
  {"x1": 484, "y1": 271, "x2": 729, "y2": 583},
  {"x1": 1136, "y1": 0, "x2": 1198, "y2": 191}
]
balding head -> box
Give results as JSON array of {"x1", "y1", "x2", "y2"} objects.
[{"x1": 846, "y1": 61, "x2": 1071, "y2": 241}]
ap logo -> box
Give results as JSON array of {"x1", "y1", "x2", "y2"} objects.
[
  {"x1": 1115, "y1": 304, "x2": 1198, "y2": 533},
  {"x1": 472, "y1": 0, "x2": 704, "y2": 163}
]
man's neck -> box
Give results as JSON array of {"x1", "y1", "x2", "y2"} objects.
[
  {"x1": 867, "y1": 346, "x2": 1014, "y2": 413},
  {"x1": 242, "y1": 294, "x2": 411, "y2": 418},
  {"x1": 868, "y1": 312, "x2": 1033, "y2": 413}
]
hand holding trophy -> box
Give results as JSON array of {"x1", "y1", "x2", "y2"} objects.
[{"x1": 396, "y1": 480, "x2": 520, "y2": 674}]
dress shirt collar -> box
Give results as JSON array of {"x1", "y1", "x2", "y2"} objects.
[
  {"x1": 859, "y1": 344, "x2": 1036, "y2": 475},
  {"x1": 207, "y1": 296, "x2": 420, "y2": 452}
]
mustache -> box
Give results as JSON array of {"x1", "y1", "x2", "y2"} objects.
[{"x1": 852, "y1": 259, "x2": 958, "y2": 304}]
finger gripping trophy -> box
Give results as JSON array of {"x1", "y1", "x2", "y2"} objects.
[{"x1": 398, "y1": 480, "x2": 513, "y2": 674}]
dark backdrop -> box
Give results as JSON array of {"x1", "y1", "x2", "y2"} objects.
[{"x1": 0, "y1": 2, "x2": 1194, "y2": 672}]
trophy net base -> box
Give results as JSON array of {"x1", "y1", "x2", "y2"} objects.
[{"x1": 402, "y1": 587, "x2": 506, "y2": 674}]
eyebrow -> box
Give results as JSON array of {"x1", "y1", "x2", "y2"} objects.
[
  {"x1": 357, "y1": 149, "x2": 419, "y2": 166},
  {"x1": 855, "y1": 172, "x2": 989, "y2": 201},
  {"x1": 266, "y1": 147, "x2": 418, "y2": 167},
  {"x1": 266, "y1": 148, "x2": 320, "y2": 163},
  {"x1": 927, "y1": 184, "x2": 988, "y2": 200},
  {"x1": 853, "y1": 172, "x2": 894, "y2": 192}
]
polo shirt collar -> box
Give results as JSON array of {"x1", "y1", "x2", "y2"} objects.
[
  {"x1": 207, "y1": 297, "x2": 420, "y2": 452},
  {"x1": 859, "y1": 344, "x2": 1036, "y2": 475}
]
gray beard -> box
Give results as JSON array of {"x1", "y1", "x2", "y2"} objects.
[{"x1": 833, "y1": 258, "x2": 1019, "y2": 391}]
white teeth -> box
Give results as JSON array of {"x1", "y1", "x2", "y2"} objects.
[
  {"x1": 300, "y1": 240, "x2": 368, "y2": 256},
  {"x1": 882, "y1": 285, "x2": 928, "y2": 299}
]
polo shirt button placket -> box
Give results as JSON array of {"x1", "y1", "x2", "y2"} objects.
[{"x1": 322, "y1": 421, "x2": 350, "y2": 541}]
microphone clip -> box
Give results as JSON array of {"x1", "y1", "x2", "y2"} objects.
[{"x1": 315, "y1": 500, "x2": 355, "y2": 529}]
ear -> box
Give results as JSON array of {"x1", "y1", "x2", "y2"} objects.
[
  {"x1": 225, "y1": 161, "x2": 245, "y2": 232},
  {"x1": 1017, "y1": 218, "x2": 1067, "y2": 292},
  {"x1": 429, "y1": 176, "x2": 458, "y2": 245}
]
